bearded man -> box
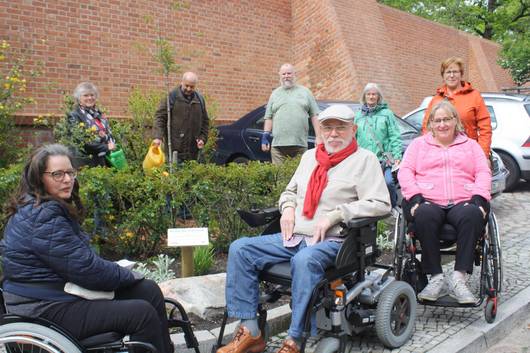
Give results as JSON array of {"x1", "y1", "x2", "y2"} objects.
[
  {"x1": 218, "y1": 104, "x2": 391, "y2": 353},
  {"x1": 261, "y1": 63, "x2": 320, "y2": 164}
]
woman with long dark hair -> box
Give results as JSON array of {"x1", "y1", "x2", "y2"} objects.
[{"x1": 1, "y1": 144, "x2": 173, "y2": 353}]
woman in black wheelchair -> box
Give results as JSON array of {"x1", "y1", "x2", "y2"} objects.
[
  {"x1": 397, "y1": 101, "x2": 491, "y2": 304},
  {"x1": 1, "y1": 144, "x2": 173, "y2": 353}
]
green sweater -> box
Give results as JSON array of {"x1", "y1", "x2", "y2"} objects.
[{"x1": 355, "y1": 103, "x2": 402, "y2": 161}]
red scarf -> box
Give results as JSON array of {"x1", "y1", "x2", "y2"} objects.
[{"x1": 302, "y1": 140, "x2": 358, "y2": 219}]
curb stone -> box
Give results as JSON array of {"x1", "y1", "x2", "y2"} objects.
[
  {"x1": 173, "y1": 303, "x2": 292, "y2": 353},
  {"x1": 428, "y1": 285, "x2": 530, "y2": 353}
]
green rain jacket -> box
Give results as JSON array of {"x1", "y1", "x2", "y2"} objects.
[{"x1": 354, "y1": 103, "x2": 402, "y2": 162}]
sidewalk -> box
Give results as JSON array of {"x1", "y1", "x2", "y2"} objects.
[{"x1": 176, "y1": 183, "x2": 530, "y2": 353}]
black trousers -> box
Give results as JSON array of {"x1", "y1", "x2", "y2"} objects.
[
  {"x1": 413, "y1": 201, "x2": 486, "y2": 275},
  {"x1": 41, "y1": 279, "x2": 172, "y2": 353}
]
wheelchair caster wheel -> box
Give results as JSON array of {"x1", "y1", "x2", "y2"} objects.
[{"x1": 485, "y1": 298, "x2": 497, "y2": 323}]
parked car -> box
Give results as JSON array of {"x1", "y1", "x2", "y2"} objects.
[
  {"x1": 215, "y1": 100, "x2": 507, "y2": 197},
  {"x1": 402, "y1": 92, "x2": 530, "y2": 191}
]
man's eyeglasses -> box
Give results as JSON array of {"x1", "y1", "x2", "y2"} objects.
[
  {"x1": 320, "y1": 125, "x2": 350, "y2": 133},
  {"x1": 444, "y1": 70, "x2": 461, "y2": 76},
  {"x1": 44, "y1": 170, "x2": 77, "y2": 182},
  {"x1": 431, "y1": 117, "x2": 455, "y2": 125}
]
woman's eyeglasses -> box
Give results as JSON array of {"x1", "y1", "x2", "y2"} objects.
[
  {"x1": 44, "y1": 170, "x2": 77, "y2": 182},
  {"x1": 431, "y1": 117, "x2": 455, "y2": 125},
  {"x1": 444, "y1": 70, "x2": 461, "y2": 76}
]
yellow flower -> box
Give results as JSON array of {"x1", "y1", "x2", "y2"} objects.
[
  {"x1": 162, "y1": 171, "x2": 169, "y2": 177},
  {"x1": 79, "y1": 122, "x2": 85, "y2": 127},
  {"x1": 3, "y1": 83, "x2": 10, "y2": 89},
  {"x1": 90, "y1": 126, "x2": 97, "y2": 132},
  {"x1": 125, "y1": 231, "x2": 134, "y2": 238}
]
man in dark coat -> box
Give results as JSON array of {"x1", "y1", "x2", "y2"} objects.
[{"x1": 152, "y1": 71, "x2": 209, "y2": 163}]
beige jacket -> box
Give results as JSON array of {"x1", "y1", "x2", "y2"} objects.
[{"x1": 278, "y1": 147, "x2": 391, "y2": 239}]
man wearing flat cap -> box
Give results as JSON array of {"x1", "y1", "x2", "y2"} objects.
[{"x1": 218, "y1": 105, "x2": 391, "y2": 353}]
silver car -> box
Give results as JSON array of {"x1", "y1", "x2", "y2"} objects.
[{"x1": 403, "y1": 93, "x2": 529, "y2": 191}]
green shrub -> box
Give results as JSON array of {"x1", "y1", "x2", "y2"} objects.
[
  {"x1": 135, "y1": 254, "x2": 176, "y2": 283},
  {"x1": 0, "y1": 40, "x2": 39, "y2": 168}
]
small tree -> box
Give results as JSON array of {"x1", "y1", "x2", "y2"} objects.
[
  {"x1": 0, "y1": 40, "x2": 38, "y2": 167},
  {"x1": 153, "y1": 35, "x2": 180, "y2": 173}
]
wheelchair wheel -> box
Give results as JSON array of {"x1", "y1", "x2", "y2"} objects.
[
  {"x1": 0, "y1": 322, "x2": 82, "y2": 353},
  {"x1": 314, "y1": 336, "x2": 340, "y2": 353},
  {"x1": 375, "y1": 281, "x2": 416, "y2": 349},
  {"x1": 392, "y1": 211, "x2": 406, "y2": 280},
  {"x1": 488, "y1": 212, "x2": 503, "y2": 293}
]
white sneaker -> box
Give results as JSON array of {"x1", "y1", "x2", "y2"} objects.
[
  {"x1": 418, "y1": 274, "x2": 448, "y2": 301},
  {"x1": 447, "y1": 276, "x2": 477, "y2": 304}
]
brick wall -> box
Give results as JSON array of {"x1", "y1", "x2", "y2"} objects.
[
  {"x1": 1, "y1": 0, "x2": 514, "y2": 131},
  {"x1": 1, "y1": 0, "x2": 291, "y2": 123}
]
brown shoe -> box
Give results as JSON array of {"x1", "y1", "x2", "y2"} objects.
[
  {"x1": 216, "y1": 325, "x2": 266, "y2": 353},
  {"x1": 275, "y1": 339, "x2": 300, "y2": 353}
]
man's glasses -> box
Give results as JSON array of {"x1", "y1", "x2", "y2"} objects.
[
  {"x1": 431, "y1": 117, "x2": 455, "y2": 125},
  {"x1": 444, "y1": 70, "x2": 461, "y2": 76},
  {"x1": 320, "y1": 125, "x2": 350, "y2": 133},
  {"x1": 43, "y1": 170, "x2": 77, "y2": 182}
]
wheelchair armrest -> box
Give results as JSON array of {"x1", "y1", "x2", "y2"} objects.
[
  {"x1": 340, "y1": 214, "x2": 390, "y2": 229},
  {"x1": 237, "y1": 207, "x2": 281, "y2": 228}
]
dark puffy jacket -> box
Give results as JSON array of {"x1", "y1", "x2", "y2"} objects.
[{"x1": 1, "y1": 198, "x2": 136, "y2": 301}]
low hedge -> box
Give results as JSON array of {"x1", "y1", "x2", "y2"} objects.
[{"x1": 0, "y1": 159, "x2": 299, "y2": 260}]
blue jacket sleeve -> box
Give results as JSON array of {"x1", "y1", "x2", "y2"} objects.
[{"x1": 32, "y1": 203, "x2": 136, "y2": 291}]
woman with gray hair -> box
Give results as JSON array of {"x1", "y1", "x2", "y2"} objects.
[
  {"x1": 67, "y1": 82, "x2": 116, "y2": 167},
  {"x1": 355, "y1": 83, "x2": 402, "y2": 207}
]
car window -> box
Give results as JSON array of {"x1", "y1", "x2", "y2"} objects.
[
  {"x1": 395, "y1": 117, "x2": 418, "y2": 134},
  {"x1": 252, "y1": 116, "x2": 265, "y2": 130},
  {"x1": 404, "y1": 109, "x2": 425, "y2": 130},
  {"x1": 487, "y1": 106, "x2": 497, "y2": 129},
  {"x1": 525, "y1": 104, "x2": 530, "y2": 117}
]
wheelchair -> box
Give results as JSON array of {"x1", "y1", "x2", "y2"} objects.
[
  {"x1": 213, "y1": 208, "x2": 417, "y2": 353},
  {"x1": 392, "y1": 204, "x2": 503, "y2": 323},
  {"x1": 0, "y1": 289, "x2": 201, "y2": 353}
]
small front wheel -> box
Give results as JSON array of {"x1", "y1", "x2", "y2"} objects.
[
  {"x1": 485, "y1": 298, "x2": 497, "y2": 323},
  {"x1": 375, "y1": 281, "x2": 417, "y2": 348}
]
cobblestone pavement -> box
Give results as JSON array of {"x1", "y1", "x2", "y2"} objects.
[{"x1": 264, "y1": 181, "x2": 530, "y2": 353}]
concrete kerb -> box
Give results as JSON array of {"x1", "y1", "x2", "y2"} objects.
[
  {"x1": 429, "y1": 285, "x2": 530, "y2": 353},
  {"x1": 172, "y1": 303, "x2": 292, "y2": 353}
]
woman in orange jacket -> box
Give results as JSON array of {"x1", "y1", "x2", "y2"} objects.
[{"x1": 421, "y1": 57, "x2": 491, "y2": 158}]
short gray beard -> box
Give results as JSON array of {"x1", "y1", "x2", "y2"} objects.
[{"x1": 281, "y1": 79, "x2": 295, "y2": 89}]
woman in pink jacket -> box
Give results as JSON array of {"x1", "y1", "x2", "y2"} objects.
[{"x1": 398, "y1": 101, "x2": 491, "y2": 304}]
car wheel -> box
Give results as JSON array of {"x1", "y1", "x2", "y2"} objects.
[
  {"x1": 231, "y1": 156, "x2": 250, "y2": 164},
  {"x1": 497, "y1": 151, "x2": 520, "y2": 191}
]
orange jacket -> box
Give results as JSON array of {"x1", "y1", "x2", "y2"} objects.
[{"x1": 421, "y1": 82, "x2": 491, "y2": 156}]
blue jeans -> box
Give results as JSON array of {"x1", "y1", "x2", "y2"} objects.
[
  {"x1": 384, "y1": 166, "x2": 397, "y2": 208},
  {"x1": 225, "y1": 233, "x2": 341, "y2": 339}
]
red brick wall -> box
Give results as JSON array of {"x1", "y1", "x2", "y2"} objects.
[
  {"x1": 1, "y1": 0, "x2": 291, "y2": 123},
  {"x1": 1, "y1": 0, "x2": 514, "y2": 130},
  {"x1": 289, "y1": 0, "x2": 514, "y2": 116}
]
